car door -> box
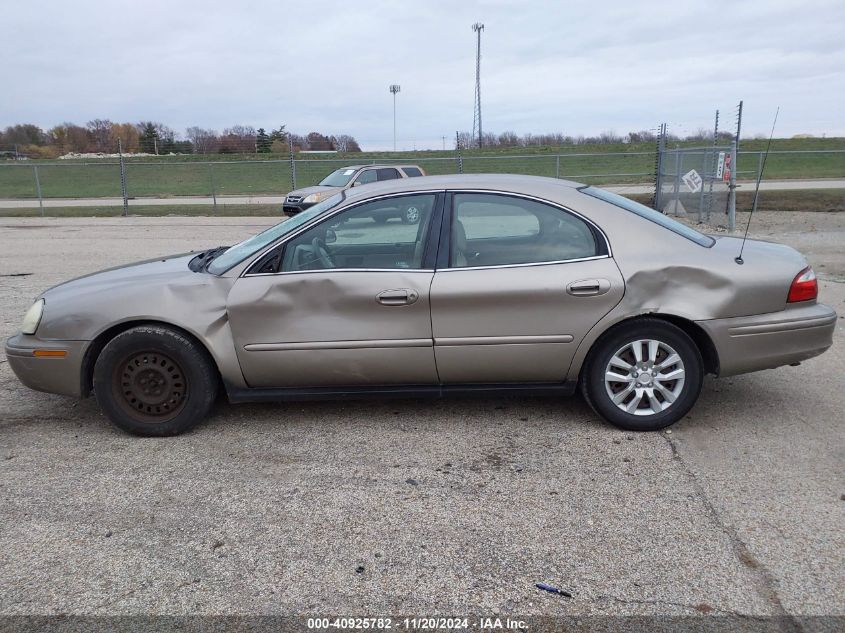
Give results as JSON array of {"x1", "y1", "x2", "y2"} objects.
[
  {"x1": 430, "y1": 192, "x2": 624, "y2": 383},
  {"x1": 227, "y1": 192, "x2": 443, "y2": 388}
]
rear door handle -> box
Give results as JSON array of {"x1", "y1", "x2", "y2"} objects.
[
  {"x1": 566, "y1": 278, "x2": 611, "y2": 297},
  {"x1": 376, "y1": 289, "x2": 419, "y2": 306}
]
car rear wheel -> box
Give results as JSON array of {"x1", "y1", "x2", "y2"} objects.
[
  {"x1": 93, "y1": 325, "x2": 218, "y2": 436},
  {"x1": 581, "y1": 318, "x2": 703, "y2": 431}
]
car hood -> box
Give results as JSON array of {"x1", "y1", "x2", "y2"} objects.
[
  {"x1": 288, "y1": 185, "x2": 338, "y2": 198},
  {"x1": 41, "y1": 252, "x2": 198, "y2": 301},
  {"x1": 35, "y1": 251, "x2": 236, "y2": 341}
]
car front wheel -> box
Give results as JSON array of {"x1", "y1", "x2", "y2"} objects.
[
  {"x1": 93, "y1": 325, "x2": 218, "y2": 436},
  {"x1": 581, "y1": 318, "x2": 703, "y2": 431}
]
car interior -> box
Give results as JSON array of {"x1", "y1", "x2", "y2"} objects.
[
  {"x1": 449, "y1": 194, "x2": 599, "y2": 267},
  {"x1": 248, "y1": 193, "x2": 599, "y2": 275},
  {"x1": 275, "y1": 194, "x2": 437, "y2": 272}
]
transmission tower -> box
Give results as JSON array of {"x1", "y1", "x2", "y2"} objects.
[{"x1": 471, "y1": 22, "x2": 484, "y2": 149}]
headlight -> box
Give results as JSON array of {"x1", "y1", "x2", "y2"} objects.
[
  {"x1": 21, "y1": 299, "x2": 45, "y2": 335},
  {"x1": 303, "y1": 191, "x2": 329, "y2": 204}
]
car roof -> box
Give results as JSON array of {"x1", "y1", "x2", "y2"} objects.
[{"x1": 339, "y1": 173, "x2": 586, "y2": 205}]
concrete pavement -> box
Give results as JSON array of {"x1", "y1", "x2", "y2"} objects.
[{"x1": 0, "y1": 212, "x2": 842, "y2": 618}]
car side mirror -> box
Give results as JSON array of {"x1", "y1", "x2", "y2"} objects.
[
  {"x1": 351, "y1": 181, "x2": 361, "y2": 187},
  {"x1": 324, "y1": 229, "x2": 337, "y2": 244}
]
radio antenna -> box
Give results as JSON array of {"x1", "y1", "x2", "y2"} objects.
[{"x1": 735, "y1": 107, "x2": 779, "y2": 264}]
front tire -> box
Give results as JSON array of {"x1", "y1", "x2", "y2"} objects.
[
  {"x1": 93, "y1": 326, "x2": 218, "y2": 436},
  {"x1": 581, "y1": 318, "x2": 703, "y2": 431}
]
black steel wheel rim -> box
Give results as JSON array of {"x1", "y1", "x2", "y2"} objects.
[{"x1": 113, "y1": 350, "x2": 188, "y2": 423}]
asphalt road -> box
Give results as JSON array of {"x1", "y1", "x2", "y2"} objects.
[
  {"x1": 0, "y1": 178, "x2": 843, "y2": 208},
  {"x1": 0, "y1": 213, "x2": 843, "y2": 619}
]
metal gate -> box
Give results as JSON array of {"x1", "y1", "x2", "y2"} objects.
[{"x1": 655, "y1": 142, "x2": 737, "y2": 228}]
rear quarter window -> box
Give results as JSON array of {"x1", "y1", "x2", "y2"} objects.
[
  {"x1": 376, "y1": 168, "x2": 401, "y2": 181},
  {"x1": 579, "y1": 186, "x2": 715, "y2": 247}
]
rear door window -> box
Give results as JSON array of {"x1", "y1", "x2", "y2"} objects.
[
  {"x1": 376, "y1": 168, "x2": 401, "y2": 181},
  {"x1": 402, "y1": 167, "x2": 423, "y2": 177},
  {"x1": 450, "y1": 193, "x2": 599, "y2": 268}
]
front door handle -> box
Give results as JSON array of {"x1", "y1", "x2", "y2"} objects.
[
  {"x1": 566, "y1": 278, "x2": 611, "y2": 297},
  {"x1": 376, "y1": 288, "x2": 419, "y2": 306}
]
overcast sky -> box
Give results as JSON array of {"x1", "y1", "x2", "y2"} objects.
[{"x1": 3, "y1": 0, "x2": 844, "y2": 150}]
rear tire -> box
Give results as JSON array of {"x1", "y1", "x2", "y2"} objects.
[
  {"x1": 581, "y1": 318, "x2": 703, "y2": 431},
  {"x1": 93, "y1": 326, "x2": 218, "y2": 436}
]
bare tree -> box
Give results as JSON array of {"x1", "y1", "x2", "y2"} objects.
[
  {"x1": 497, "y1": 131, "x2": 519, "y2": 146},
  {"x1": 1, "y1": 124, "x2": 46, "y2": 146},
  {"x1": 289, "y1": 134, "x2": 308, "y2": 151},
  {"x1": 306, "y1": 132, "x2": 333, "y2": 151},
  {"x1": 627, "y1": 130, "x2": 656, "y2": 143},
  {"x1": 47, "y1": 123, "x2": 88, "y2": 153},
  {"x1": 220, "y1": 125, "x2": 257, "y2": 153},
  {"x1": 86, "y1": 119, "x2": 114, "y2": 152},
  {"x1": 186, "y1": 127, "x2": 219, "y2": 154},
  {"x1": 331, "y1": 134, "x2": 361, "y2": 152}
]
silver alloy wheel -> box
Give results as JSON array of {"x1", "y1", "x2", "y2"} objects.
[{"x1": 604, "y1": 339, "x2": 686, "y2": 416}]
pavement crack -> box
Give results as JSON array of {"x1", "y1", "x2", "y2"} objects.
[{"x1": 661, "y1": 433, "x2": 805, "y2": 631}]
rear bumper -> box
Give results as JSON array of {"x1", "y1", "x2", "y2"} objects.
[
  {"x1": 5, "y1": 334, "x2": 87, "y2": 397},
  {"x1": 698, "y1": 303, "x2": 837, "y2": 377}
]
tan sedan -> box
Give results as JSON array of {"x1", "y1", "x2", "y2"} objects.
[{"x1": 6, "y1": 175, "x2": 836, "y2": 435}]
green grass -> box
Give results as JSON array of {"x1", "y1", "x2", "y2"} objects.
[
  {"x1": 3, "y1": 191, "x2": 842, "y2": 218},
  {"x1": 1, "y1": 137, "x2": 843, "y2": 201},
  {"x1": 627, "y1": 189, "x2": 845, "y2": 214}
]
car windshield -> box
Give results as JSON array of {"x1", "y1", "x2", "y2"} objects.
[
  {"x1": 319, "y1": 168, "x2": 359, "y2": 187},
  {"x1": 579, "y1": 186, "x2": 715, "y2": 247},
  {"x1": 207, "y1": 193, "x2": 344, "y2": 274}
]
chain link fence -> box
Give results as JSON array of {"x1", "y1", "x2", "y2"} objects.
[
  {"x1": 655, "y1": 145, "x2": 734, "y2": 224},
  {"x1": 1, "y1": 148, "x2": 843, "y2": 217}
]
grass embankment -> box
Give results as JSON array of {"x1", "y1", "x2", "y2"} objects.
[{"x1": 0, "y1": 138, "x2": 842, "y2": 201}]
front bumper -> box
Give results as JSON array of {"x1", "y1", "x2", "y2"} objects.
[
  {"x1": 5, "y1": 334, "x2": 88, "y2": 397},
  {"x1": 282, "y1": 201, "x2": 315, "y2": 216},
  {"x1": 698, "y1": 303, "x2": 837, "y2": 377}
]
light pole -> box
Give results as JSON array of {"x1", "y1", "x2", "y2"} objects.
[{"x1": 389, "y1": 84, "x2": 401, "y2": 151}]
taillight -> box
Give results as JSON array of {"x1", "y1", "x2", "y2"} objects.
[{"x1": 787, "y1": 266, "x2": 817, "y2": 303}]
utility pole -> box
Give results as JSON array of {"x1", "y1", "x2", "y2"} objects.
[
  {"x1": 389, "y1": 84, "x2": 401, "y2": 151},
  {"x1": 471, "y1": 22, "x2": 484, "y2": 149},
  {"x1": 118, "y1": 138, "x2": 129, "y2": 217}
]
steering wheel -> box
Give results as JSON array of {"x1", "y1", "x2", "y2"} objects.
[{"x1": 311, "y1": 237, "x2": 335, "y2": 269}]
